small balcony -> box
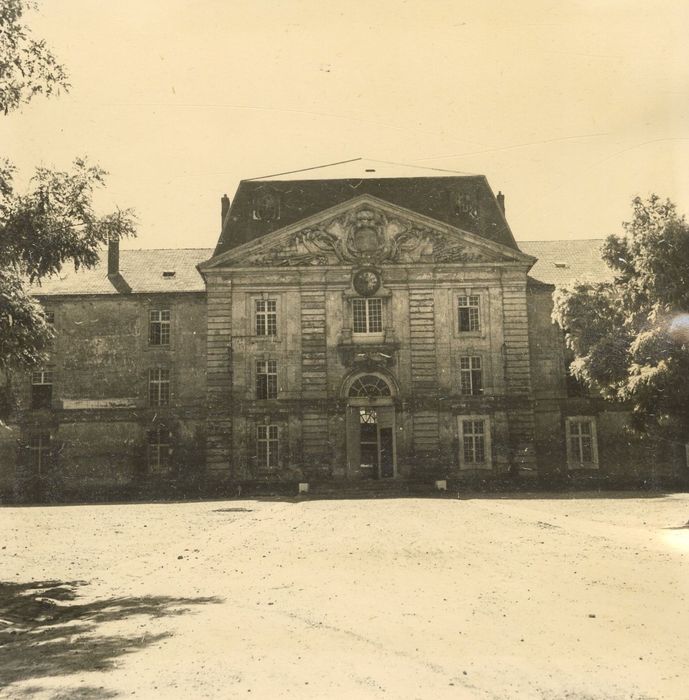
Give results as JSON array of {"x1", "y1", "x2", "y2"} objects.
[{"x1": 337, "y1": 328, "x2": 400, "y2": 368}]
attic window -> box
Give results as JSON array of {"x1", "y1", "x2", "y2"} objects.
[
  {"x1": 554, "y1": 262, "x2": 569, "y2": 269},
  {"x1": 162, "y1": 270, "x2": 176, "y2": 278}
]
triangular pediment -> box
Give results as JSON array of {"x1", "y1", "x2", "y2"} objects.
[{"x1": 201, "y1": 195, "x2": 534, "y2": 269}]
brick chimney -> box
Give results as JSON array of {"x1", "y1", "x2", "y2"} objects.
[
  {"x1": 108, "y1": 236, "x2": 119, "y2": 277},
  {"x1": 496, "y1": 191, "x2": 505, "y2": 215},
  {"x1": 221, "y1": 194, "x2": 230, "y2": 229}
]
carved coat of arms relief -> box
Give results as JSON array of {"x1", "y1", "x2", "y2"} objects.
[{"x1": 241, "y1": 205, "x2": 491, "y2": 267}]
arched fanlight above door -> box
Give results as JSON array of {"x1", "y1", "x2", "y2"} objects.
[{"x1": 348, "y1": 374, "x2": 392, "y2": 398}]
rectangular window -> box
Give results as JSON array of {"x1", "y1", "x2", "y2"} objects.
[
  {"x1": 566, "y1": 417, "x2": 598, "y2": 469},
  {"x1": 148, "y1": 368, "x2": 170, "y2": 406},
  {"x1": 459, "y1": 356, "x2": 483, "y2": 395},
  {"x1": 149, "y1": 309, "x2": 171, "y2": 346},
  {"x1": 256, "y1": 359, "x2": 278, "y2": 399},
  {"x1": 257, "y1": 424, "x2": 279, "y2": 469},
  {"x1": 462, "y1": 419, "x2": 486, "y2": 464},
  {"x1": 31, "y1": 369, "x2": 53, "y2": 410},
  {"x1": 28, "y1": 432, "x2": 51, "y2": 473},
  {"x1": 255, "y1": 299, "x2": 277, "y2": 336},
  {"x1": 458, "y1": 415, "x2": 492, "y2": 469},
  {"x1": 147, "y1": 426, "x2": 171, "y2": 472},
  {"x1": 44, "y1": 310, "x2": 55, "y2": 325},
  {"x1": 352, "y1": 298, "x2": 383, "y2": 334},
  {"x1": 458, "y1": 295, "x2": 481, "y2": 332}
]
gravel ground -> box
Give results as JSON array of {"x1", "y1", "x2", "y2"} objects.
[{"x1": 1, "y1": 492, "x2": 688, "y2": 699}]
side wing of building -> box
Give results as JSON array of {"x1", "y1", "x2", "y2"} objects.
[{"x1": 0, "y1": 248, "x2": 210, "y2": 501}]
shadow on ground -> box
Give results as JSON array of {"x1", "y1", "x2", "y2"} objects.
[{"x1": 0, "y1": 580, "x2": 221, "y2": 695}]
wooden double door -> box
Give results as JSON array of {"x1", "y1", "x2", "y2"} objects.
[{"x1": 346, "y1": 404, "x2": 396, "y2": 479}]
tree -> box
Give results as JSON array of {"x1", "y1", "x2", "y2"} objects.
[
  {"x1": 0, "y1": 1, "x2": 135, "y2": 421},
  {"x1": 0, "y1": 0, "x2": 69, "y2": 114},
  {"x1": 0, "y1": 158, "x2": 136, "y2": 372},
  {"x1": 553, "y1": 195, "x2": 689, "y2": 444}
]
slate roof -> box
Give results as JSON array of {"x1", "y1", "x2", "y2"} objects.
[
  {"x1": 215, "y1": 167, "x2": 517, "y2": 256},
  {"x1": 30, "y1": 248, "x2": 212, "y2": 296},
  {"x1": 519, "y1": 239, "x2": 613, "y2": 286},
  {"x1": 28, "y1": 240, "x2": 612, "y2": 297}
]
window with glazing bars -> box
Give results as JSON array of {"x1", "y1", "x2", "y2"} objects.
[
  {"x1": 462, "y1": 419, "x2": 486, "y2": 464},
  {"x1": 257, "y1": 424, "x2": 279, "y2": 468},
  {"x1": 568, "y1": 420, "x2": 594, "y2": 464},
  {"x1": 459, "y1": 356, "x2": 483, "y2": 395},
  {"x1": 31, "y1": 369, "x2": 53, "y2": 409},
  {"x1": 256, "y1": 299, "x2": 277, "y2": 336},
  {"x1": 256, "y1": 359, "x2": 278, "y2": 399},
  {"x1": 28, "y1": 433, "x2": 51, "y2": 473},
  {"x1": 458, "y1": 295, "x2": 480, "y2": 332},
  {"x1": 148, "y1": 426, "x2": 171, "y2": 471},
  {"x1": 149, "y1": 368, "x2": 170, "y2": 406},
  {"x1": 149, "y1": 309, "x2": 171, "y2": 345},
  {"x1": 352, "y1": 298, "x2": 383, "y2": 333}
]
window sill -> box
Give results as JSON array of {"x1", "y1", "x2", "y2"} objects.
[
  {"x1": 454, "y1": 331, "x2": 485, "y2": 339},
  {"x1": 351, "y1": 333, "x2": 386, "y2": 343}
]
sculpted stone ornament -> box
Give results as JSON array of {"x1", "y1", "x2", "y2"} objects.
[
  {"x1": 352, "y1": 268, "x2": 381, "y2": 296},
  {"x1": 238, "y1": 204, "x2": 498, "y2": 266}
]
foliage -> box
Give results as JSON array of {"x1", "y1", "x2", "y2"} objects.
[
  {"x1": 0, "y1": 158, "x2": 136, "y2": 374},
  {"x1": 0, "y1": 2, "x2": 135, "y2": 427},
  {"x1": 0, "y1": 0, "x2": 69, "y2": 114},
  {"x1": 553, "y1": 195, "x2": 689, "y2": 442}
]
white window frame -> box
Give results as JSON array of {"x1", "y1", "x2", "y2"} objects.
[
  {"x1": 457, "y1": 294, "x2": 481, "y2": 333},
  {"x1": 31, "y1": 369, "x2": 53, "y2": 385},
  {"x1": 28, "y1": 432, "x2": 51, "y2": 474},
  {"x1": 31, "y1": 368, "x2": 54, "y2": 409},
  {"x1": 149, "y1": 309, "x2": 171, "y2": 346},
  {"x1": 148, "y1": 368, "x2": 170, "y2": 407},
  {"x1": 352, "y1": 297, "x2": 384, "y2": 335},
  {"x1": 565, "y1": 416, "x2": 599, "y2": 470},
  {"x1": 256, "y1": 359, "x2": 278, "y2": 400},
  {"x1": 255, "y1": 298, "x2": 278, "y2": 337},
  {"x1": 457, "y1": 415, "x2": 492, "y2": 470},
  {"x1": 147, "y1": 426, "x2": 171, "y2": 472},
  {"x1": 459, "y1": 355, "x2": 483, "y2": 395},
  {"x1": 257, "y1": 424, "x2": 279, "y2": 469}
]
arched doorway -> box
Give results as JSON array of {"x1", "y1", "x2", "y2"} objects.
[{"x1": 344, "y1": 373, "x2": 396, "y2": 479}]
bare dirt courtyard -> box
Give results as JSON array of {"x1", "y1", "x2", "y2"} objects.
[{"x1": 1, "y1": 493, "x2": 688, "y2": 700}]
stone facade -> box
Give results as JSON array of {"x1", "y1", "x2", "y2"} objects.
[
  {"x1": 0, "y1": 250, "x2": 209, "y2": 501},
  {"x1": 1, "y1": 166, "x2": 687, "y2": 500}
]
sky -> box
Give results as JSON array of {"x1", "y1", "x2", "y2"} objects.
[{"x1": 3, "y1": 0, "x2": 689, "y2": 250}]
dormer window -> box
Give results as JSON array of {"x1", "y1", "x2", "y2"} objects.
[{"x1": 252, "y1": 189, "x2": 281, "y2": 222}]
